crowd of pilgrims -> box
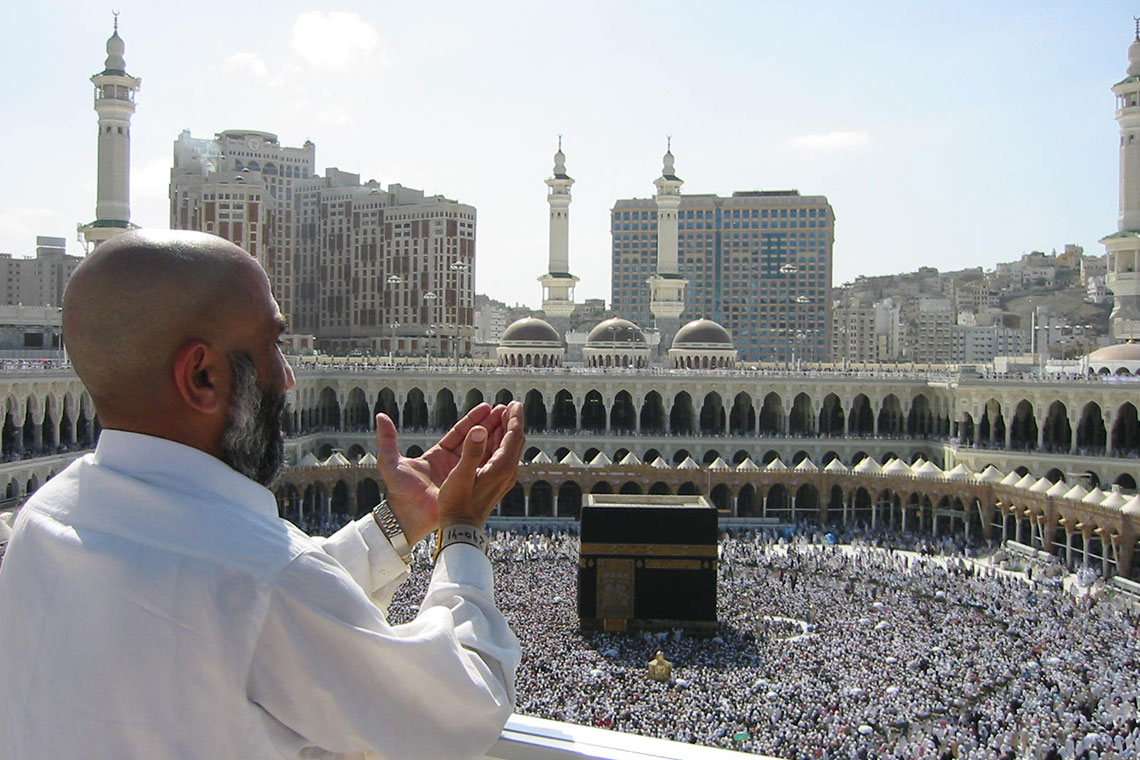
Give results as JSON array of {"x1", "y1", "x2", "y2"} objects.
[{"x1": 380, "y1": 524, "x2": 1140, "y2": 760}]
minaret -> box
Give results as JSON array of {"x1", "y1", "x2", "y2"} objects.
[
  {"x1": 538, "y1": 138, "x2": 579, "y2": 318},
  {"x1": 1102, "y1": 19, "x2": 1140, "y2": 340},
  {"x1": 78, "y1": 15, "x2": 142, "y2": 251},
  {"x1": 647, "y1": 141, "x2": 688, "y2": 355}
]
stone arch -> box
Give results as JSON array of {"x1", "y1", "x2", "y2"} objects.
[
  {"x1": 766, "y1": 483, "x2": 790, "y2": 520},
  {"x1": 759, "y1": 392, "x2": 783, "y2": 436},
  {"x1": 979, "y1": 399, "x2": 1006, "y2": 446},
  {"x1": 848, "y1": 394, "x2": 874, "y2": 436},
  {"x1": 1042, "y1": 400, "x2": 1071, "y2": 453},
  {"x1": 818, "y1": 393, "x2": 845, "y2": 437},
  {"x1": 1112, "y1": 402, "x2": 1140, "y2": 457},
  {"x1": 530, "y1": 480, "x2": 554, "y2": 517},
  {"x1": 611, "y1": 390, "x2": 636, "y2": 433},
  {"x1": 788, "y1": 392, "x2": 813, "y2": 436},
  {"x1": 710, "y1": 483, "x2": 732, "y2": 510},
  {"x1": 907, "y1": 393, "x2": 933, "y2": 437},
  {"x1": 316, "y1": 387, "x2": 340, "y2": 429},
  {"x1": 500, "y1": 483, "x2": 525, "y2": 516},
  {"x1": 878, "y1": 394, "x2": 904, "y2": 436},
  {"x1": 434, "y1": 388, "x2": 459, "y2": 430},
  {"x1": 343, "y1": 387, "x2": 369, "y2": 430},
  {"x1": 699, "y1": 392, "x2": 725, "y2": 435},
  {"x1": 1009, "y1": 399, "x2": 1038, "y2": 451},
  {"x1": 557, "y1": 481, "x2": 582, "y2": 518},
  {"x1": 581, "y1": 390, "x2": 606, "y2": 432},
  {"x1": 670, "y1": 391, "x2": 696, "y2": 435},
  {"x1": 619, "y1": 481, "x2": 643, "y2": 495},
  {"x1": 462, "y1": 388, "x2": 485, "y2": 415},
  {"x1": 523, "y1": 389, "x2": 547, "y2": 432},
  {"x1": 1076, "y1": 401, "x2": 1106, "y2": 454},
  {"x1": 551, "y1": 389, "x2": 576, "y2": 430},
  {"x1": 737, "y1": 484, "x2": 758, "y2": 516},
  {"x1": 403, "y1": 388, "x2": 429, "y2": 429},
  {"x1": 374, "y1": 388, "x2": 399, "y2": 427},
  {"x1": 639, "y1": 391, "x2": 666, "y2": 434},
  {"x1": 729, "y1": 392, "x2": 755, "y2": 435}
]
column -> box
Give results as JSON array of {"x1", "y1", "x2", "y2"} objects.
[
  {"x1": 1065, "y1": 529, "x2": 1073, "y2": 567},
  {"x1": 761, "y1": 495, "x2": 768, "y2": 520}
]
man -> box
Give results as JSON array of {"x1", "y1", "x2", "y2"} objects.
[{"x1": 0, "y1": 230, "x2": 524, "y2": 759}]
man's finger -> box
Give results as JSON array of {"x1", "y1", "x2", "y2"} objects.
[
  {"x1": 476, "y1": 404, "x2": 525, "y2": 498},
  {"x1": 438, "y1": 426, "x2": 488, "y2": 509},
  {"x1": 436, "y1": 403, "x2": 492, "y2": 452},
  {"x1": 375, "y1": 413, "x2": 401, "y2": 474}
]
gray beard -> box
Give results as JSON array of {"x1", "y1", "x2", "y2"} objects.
[{"x1": 219, "y1": 351, "x2": 286, "y2": 487}]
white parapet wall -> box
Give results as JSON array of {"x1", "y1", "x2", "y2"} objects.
[{"x1": 484, "y1": 715, "x2": 770, "y2": 760}]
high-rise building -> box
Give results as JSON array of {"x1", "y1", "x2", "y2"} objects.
[
  {"x1": 1102, "y1": 23, "x2": 1140, "y2": 340},
  {"x1": 0, "y1": 237, "x2": 83, "y2": 308},
  {"x1": 170, "y1": 131, "x2": 475, "y2": 356},
  {"x1": 78, "y1": 16, "x2": 141, "y2": 250},
  {"x1": 612, "y1": 155, "x2": 834, "y2": 362}
]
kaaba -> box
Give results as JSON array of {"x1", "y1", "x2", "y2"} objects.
[{"x1": 577, "y1": 494, "x2": 718, "y2": 633}]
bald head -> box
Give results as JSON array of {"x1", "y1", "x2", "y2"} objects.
[{"x1": 64, "y1": 230, "x2": 267, "y2": 422}]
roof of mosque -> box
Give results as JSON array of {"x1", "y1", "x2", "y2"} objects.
[
  {"x1": 1087, "y1": 341, "x2": 1140, "y2": 362},
  {"x1": 500, "y1": 317, "x2": 561, "y2": 344},
  {"x1": 586, "y1": 318, "x2": 646, "y2": 345},
  {"x1": 672, "y1": 318, "x2": 732, "y2": 347}
]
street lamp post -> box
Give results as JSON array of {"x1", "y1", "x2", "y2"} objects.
[
  {"x1": 385, "y1": 274, "x2": 403, "y2": 359},
  {"x1": 448, "y1": 261, "x2": 470, "y2": 368},
  {"x1": 423, "y1": 291, "x2": 438, "y2": 365}
]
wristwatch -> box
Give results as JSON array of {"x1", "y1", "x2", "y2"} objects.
[{"x1": 371, "y1": 499, "x2": 412, "y2": 565}]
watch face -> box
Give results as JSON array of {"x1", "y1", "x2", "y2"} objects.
[{"x1": 247, "y1": 137, "x2": 262, "y2": 151}]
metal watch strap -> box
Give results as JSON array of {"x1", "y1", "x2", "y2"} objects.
[
  {"x1": 371, "y1": 499, "x2": 411, "y2": 564},
  {"x1": 432, "y1": 524, "x2": 489, "y2": 562}
]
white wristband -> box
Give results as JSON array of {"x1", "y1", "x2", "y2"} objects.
[{"x1": 433, "y1": 524, "x2": 488, "y2": 561}]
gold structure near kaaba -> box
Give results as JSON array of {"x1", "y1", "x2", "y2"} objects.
[{"x1": 647, "y1": 651, "x2": 673, "y2": 682}]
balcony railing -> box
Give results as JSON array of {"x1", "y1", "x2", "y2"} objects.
[{"x1": 485, "y1": 715, "x2": 768, "y2": 759}]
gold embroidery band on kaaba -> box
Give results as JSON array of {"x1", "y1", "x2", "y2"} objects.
[{"x1": 580, "y1": 543, "x2": 718, "y2": 557}]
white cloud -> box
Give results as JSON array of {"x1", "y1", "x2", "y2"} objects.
[
  {"x1": 219, "y1": 52, "x2": 285, "y2": 88},
  {"x1": 788, "y1": 130, "x2": 871, "y2": 152},
  {"x1": 291, "y1": 11, "x2": 380, "y2": 70}
]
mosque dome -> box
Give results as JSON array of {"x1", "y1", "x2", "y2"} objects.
[
  {"x1": 672, "y1": 318, "x2": 732, "y2": 347},
  {"x1": 501, "y1": 317, "x2": 560, "y2": 345},
  {"x1": 587, "y1": 318, "x2": 646, "y2": 345},
  {"x1": 1087, "y1": 341, "x2": 1140, "y2": 362},
  {"x1": 669, "y1": 318, "x2": 737, "y2": 370},
  {"x1": 496, "y1": 317, "x2": 563, "y2": 368},
  {"x1": 1085, "y1": 340, "x2": 1140, "y2": 377},
  {"x1": 583, "y1": 318, "x2": 650, "y2": 369}
]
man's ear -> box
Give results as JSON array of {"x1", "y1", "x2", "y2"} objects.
[{"x1": 172, "y1": 340, "x2": 225, "y2": 415}]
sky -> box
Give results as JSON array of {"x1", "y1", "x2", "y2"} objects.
[{"x1": 1, "y1": 1, "x2": 1134, "y2": 309}]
